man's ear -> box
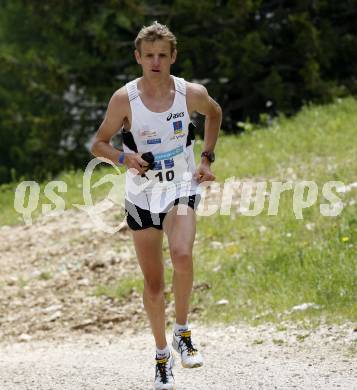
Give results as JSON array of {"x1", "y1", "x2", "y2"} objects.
[
  {"x1": 134, "y1": 49, "x2": 141, "y2": 64},
  {"x1": 171, "y1": 49, "x2": 177, "y2": 65}
]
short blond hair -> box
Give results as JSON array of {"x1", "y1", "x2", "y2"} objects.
[{"x1": 135, "y1": 21, "x2": 177, "y2": 54}]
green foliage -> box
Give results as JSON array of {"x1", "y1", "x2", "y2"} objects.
[
  {"x1": 192, "y1": 97, "x2": 357, "y2": 324},
  {"x1": 0, "y1": 1, "x2": 357, "y2": 183},
  {"x1": 95, "y1": 276, "x2": 143, "y2": 301}
]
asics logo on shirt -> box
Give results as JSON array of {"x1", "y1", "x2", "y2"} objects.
[{"x1": 167, "y1": 112, "x2": 184, "y2": 121}]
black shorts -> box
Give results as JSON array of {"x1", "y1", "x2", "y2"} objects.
[{"x1": 125, "y1": 194, "x2": 201, "y2": 231}]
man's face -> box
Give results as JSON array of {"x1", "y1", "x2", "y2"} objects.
[{"x1": 135, "y1": 39, "x2": 177, "y2": 77}]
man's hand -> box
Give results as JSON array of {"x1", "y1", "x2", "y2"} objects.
[
  {"x1": 193, "y1": 162, "x2": 215, "y2": 184},
  {"x1": 124, "y1": 153, "x2": 149, "y2": 176}
]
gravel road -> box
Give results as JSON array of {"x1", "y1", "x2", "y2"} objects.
[{"x1": 0, "y1": 323, "x2": 356, "y2": 390}]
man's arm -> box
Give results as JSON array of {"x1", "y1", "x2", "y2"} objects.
[
  {"x1": 90, "y1": 87, "x2": 148, "y2": 174},
  {"x1": 186, "y1": 82, "x2": 222, "y2": 182}
]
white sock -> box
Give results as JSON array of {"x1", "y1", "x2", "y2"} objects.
[
  {"x1": 174, "y1": 322, "x2": 189, "y2": 335},
  {"x1": 156, "y1": 344, "x2": 170, "y2": 359}
]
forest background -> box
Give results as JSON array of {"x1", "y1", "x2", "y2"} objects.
[{"x1": 0, "y1": 0, "x2": 356, "y2": 184}]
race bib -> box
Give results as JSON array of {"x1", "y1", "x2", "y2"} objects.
[
  {"x1": 144, "y1": 146, "x2": 189, "y2": 187},
  {"x1": 125, "y1": 146, "x2": 198, "y2": 213}
]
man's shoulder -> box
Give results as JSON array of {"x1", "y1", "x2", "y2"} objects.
[
  {"x1": 186, "y1": 82, "x2": 209, "y2": 109},
  {"x1": 186, "y1": 81, "x2": 209, "y2": 99},
  {"x1": 112, "y1": 85, "x2": 129, "y2": 101},
  {"x1": 109, "y1": 85, "x2": 131, "y2": 111}
]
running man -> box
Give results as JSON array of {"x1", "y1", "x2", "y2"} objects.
[{"x1": 91, "y1": 22, "x2": 221, "y2": 390}]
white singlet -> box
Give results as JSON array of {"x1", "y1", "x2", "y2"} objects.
[{"x1": 123, "y1": 76, "x2": 200, "y2": 213}]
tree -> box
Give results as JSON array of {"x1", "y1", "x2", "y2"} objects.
[{"x1": 0, "y1": 0, "x2": 356, "y2": 183}]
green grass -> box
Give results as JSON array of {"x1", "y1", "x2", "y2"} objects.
[
  {"x1": 38, "y1": 271, "x2": 53, "y2": 281},
  {"x1": 94, "y1": 267, "x2": 175, "y2": 302},
  {"x1": 0, "y1": 165, "x2": 125, "y2": 226},
  {"x1": 1, "y1": 97, "x2": 356, "y2": 326},
  {"x1": 192, "y1": 97, "x2": 357, "y2": 325},
  {"x1": 95, "y1": 276, "x2": 144, "y2": 301}
]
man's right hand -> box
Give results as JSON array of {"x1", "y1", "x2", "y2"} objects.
[{"x1": 124, "y1": 153, "x2": 149, "y2": 176}]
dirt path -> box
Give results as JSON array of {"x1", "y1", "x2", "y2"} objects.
[
  {"x1": 1, "y1": 209, "x2": 356, "y2": 389},
  {"x1": 0, "y1": 324, "x2": 356, "y2": 390}
]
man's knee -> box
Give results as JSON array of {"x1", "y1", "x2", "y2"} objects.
[
  {"x1": 170, "y1": 247, "x2": 193, "y2": 273},
  {"x1": 144, "y1": 280, "x2": 165, "y2": 300}
]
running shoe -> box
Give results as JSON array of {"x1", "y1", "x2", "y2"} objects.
[
  {"x1": 172, "y1": 329, "x2": 203, "y2": 368},
  {"x1": 154, "y1": 353, "x2": 176, "y2": 390}
]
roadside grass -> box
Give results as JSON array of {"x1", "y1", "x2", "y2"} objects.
[
  {"x1": 94, "y1": 267, "x2": 174, "y2": 302},
  {"x1": 0, "y1": 97, "x2": 356, "y2": 327},
  {"x1": 0, "y1": 164, "x2": 123, "y2": 226},
  {"x1": 192, "y1": 97, "x2": 357, "y2": 326},
  {"x1": 95, "y1": 276, "x2": 144, "y2": 302}
]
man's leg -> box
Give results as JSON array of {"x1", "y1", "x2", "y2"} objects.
[
  {"x1": 131, "y1": 227, "x2": 167, "y2": 349},
  {"x1": 163, "y1": 204, "x2": 203, "y2": 368},
  {"x1": 163, "y1": 205, "x2": 196, "y2": 325}
]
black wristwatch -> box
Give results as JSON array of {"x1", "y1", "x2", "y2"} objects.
[{"x1": 201, "y1": 151, "x2": 215, "y2": 163}]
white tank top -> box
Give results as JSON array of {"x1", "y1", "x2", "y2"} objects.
[{"x1": 123, "y1": 76, "x2": 200, "y2": 212}]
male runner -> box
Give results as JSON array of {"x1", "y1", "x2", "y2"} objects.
[{"x1": 91, "y1": 21, "x2": 221, "y2": 390}]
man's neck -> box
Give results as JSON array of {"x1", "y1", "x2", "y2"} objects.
[{"x1": 139, "y1": 75, "x2": 173, "y2": 98}]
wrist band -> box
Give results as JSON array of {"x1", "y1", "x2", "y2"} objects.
[{"x1": 118, "y1": 152, "x2": 125, "y2": 166}]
